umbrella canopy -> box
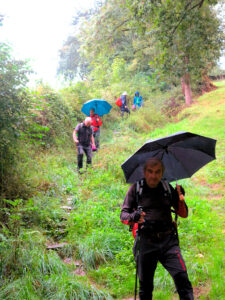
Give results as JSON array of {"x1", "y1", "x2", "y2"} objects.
[
  {"x1": 121, "y1": 131, "x2": 216, "y2": 183},
  {"x1": 81, "y1": 99, "x2": 112, "y2": 116}
]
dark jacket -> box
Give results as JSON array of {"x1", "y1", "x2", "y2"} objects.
[
  {"x1": 75, "y1": 123, "x2": 93, "y2": 147},
  {"x1": 120, "y1": 180, "x2": 188, "y2": 230}
]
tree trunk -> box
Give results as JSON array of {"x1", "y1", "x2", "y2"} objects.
[
  {"x1": 181, "y1": 72, "x2": 192, "y2": 106},
  {"x1": 181, "y1": 56, "x2": 192, "y2": 106}
]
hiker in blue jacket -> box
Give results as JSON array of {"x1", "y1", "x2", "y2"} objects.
[
  {"x1": 133, "y1": 91, "x2": 143, "y2": 110},
  {"x1": 121, "y1": 91, "x2": 130, "y2": 117}
]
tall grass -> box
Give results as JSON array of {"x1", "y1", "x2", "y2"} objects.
[{"x1": 0, "y1": 235, "x2": 111, "y2": 299}]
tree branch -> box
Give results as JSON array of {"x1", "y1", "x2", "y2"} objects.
[
  {"x1": 170, "y1": 0, "x2": 206, "y2": 37},
  {"x1": 111, "y1": 19, "x2": 130, "y2": 33}
]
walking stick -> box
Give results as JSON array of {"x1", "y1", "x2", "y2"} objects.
[
  {"x1": 134, "y1": 229, "x2": 140, "y2": 300},
  {"x1": 134, "y1": 207, "x2": 143, "y2": 300}
]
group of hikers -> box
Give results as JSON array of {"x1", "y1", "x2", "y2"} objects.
[
  {"x1": 73, "y1": 91, "x2": 143, "y2": 172},
  {"x1": 116, "y1": 91, "x2": 144, "y2": 117},
  {"x1": 72, "y1": 95, "x2": 194, "y2": 299}
]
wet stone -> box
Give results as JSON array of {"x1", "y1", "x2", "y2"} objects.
[{"x1": 46, "y1": 242, "x2": 68, "y2": 250}]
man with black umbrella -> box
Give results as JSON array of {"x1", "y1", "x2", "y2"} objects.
[{"x1": 120, "y1": 157, "x2": 194, "y2": 300}]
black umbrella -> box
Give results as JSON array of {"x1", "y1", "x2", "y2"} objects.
[{"x1": 121, "y1": 131, "x2": 216, "y2": 183}]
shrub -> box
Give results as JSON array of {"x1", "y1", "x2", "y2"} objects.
[
  {"x1": 124, "y1": 102, "x2": 166, "y2": 133},
  {"x1": 27, "y1": 85, "x2": 74, "y2": 147},
  {"x1": 0, "y1": 43, "x2": 31, "y2": 197},
  {"x1": 161, "y1": 88, "x2": 185, "y2": 117}
]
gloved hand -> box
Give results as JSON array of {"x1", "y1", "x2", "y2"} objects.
[
  {"x1": 131, "y1": 210, "x2": 141, "y2": 222},
  {"x1": 131, "y1": 210, "x2": 146, "y2": 223}
]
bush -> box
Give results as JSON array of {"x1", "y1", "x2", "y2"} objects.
[
  {"x1": 161, "y1": 88, "x2": 185, "y2": 117},
  {"x1": 0, "y1": 43, "x2": 31, "y2": 197},
  {"x1": 124, "y1": 102, "x2": 166, "y2": 133},
  {"x1": 27, "y1": 85, "x2": 74, "y2": 147}
]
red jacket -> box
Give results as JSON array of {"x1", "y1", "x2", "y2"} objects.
[{"x1": 90, "y1": 114, "x2": 102, "y2": 132}]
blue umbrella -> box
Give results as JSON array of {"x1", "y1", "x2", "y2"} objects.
[
  {"x1": 121, "y1": 131, "x2": 216, "y2": 183},
  {"x1": 81, "y1": 99, "x2": 112, "y2": 116}
]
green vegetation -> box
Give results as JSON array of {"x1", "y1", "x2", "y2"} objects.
[
  {"x1": 58, "y1": 0, "x2": 225, "y2": 105},
  {"x1": 1, "y1": 3, "x2": 225, "y2": 298},
  {"x1": 1, "y1": 80, "x2": 224, "y2": 299},
  {"x1": 0, "y1": 43, "x2": 31, "y2": 198}
]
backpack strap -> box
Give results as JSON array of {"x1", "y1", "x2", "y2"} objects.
[
  {"x1": 76, "y1": 123, "x2": 83, "y2": 138},
  {"x1": 136, "y1": 179, "x2": 144, "y2": 207},
  {"x1": 129, "y1": 179, "x2": 144, "y2": 234},
  {"x1": 161, "y1": 179, "x2": 178, "y2": 223},
  {"x1": 161, "y1": 180, "x2": 171, "y2": 194},
  {"x1": 78, "y1": 122, "x2": 84, "y2": 131}
]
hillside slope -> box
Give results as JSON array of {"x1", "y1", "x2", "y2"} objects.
[
  {"x1": 70, "y1": 80, "x2": 225, "y2": 299},
  {"x1": 1, "y1": 81, "x2": 224, "y2": 300}
]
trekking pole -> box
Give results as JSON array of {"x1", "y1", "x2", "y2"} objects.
[
  {"x1": 134, "y1": 206, "x2": 143, "y2": 300},
  {"x1": 134, "y1": 228, "x2": 140, "y2": 300},
  {"x1": 134, "y1": 265, "x2": 138, "y2": 300}
]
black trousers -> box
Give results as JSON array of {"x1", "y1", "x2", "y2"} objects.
[
  {"x1": 77, "y1": 145, "x2": 92, "y2": 169},
  {"x1": 121, "y1": 107, "x2": 130, "y2": 117},
  {"x1": 137, "y1": 233, "x2": 194, "y2": 300}
]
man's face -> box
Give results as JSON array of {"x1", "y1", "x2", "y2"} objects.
[
  {"x1": 90, "y1": 110, "x2": 94, "y2": 116},
  {"x1": 144, "y1": 163, "x2": 163, "y2": 188}
]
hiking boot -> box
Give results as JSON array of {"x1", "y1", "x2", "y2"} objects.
[{"x1": 77, "y1": 169, "x2": 83, "y2": 175}]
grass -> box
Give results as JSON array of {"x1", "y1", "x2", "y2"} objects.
[
  {"x1": 68, "y1": 80, "x2": 225, "y2": 299},
  {"x1": 1, "y1": 81, "x2": 225, "y2": 299}
]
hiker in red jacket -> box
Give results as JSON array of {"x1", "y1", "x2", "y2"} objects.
[
  {"x1": 120, "y1": 158, "x2": 194, "y2": 300},
  {"x1": 90, "y1": 109, "x2": 102, "y2": 150}
]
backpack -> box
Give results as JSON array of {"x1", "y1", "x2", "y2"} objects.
[
  {"x1": 130, "y1": 179, "x2": 178, "y2": 238},
  {"x1": 116, "y1": 97, "x2": 122, "y2": 107},
  {"x1": 76, "y1": 123, "x2": 93, "y2": 146}
]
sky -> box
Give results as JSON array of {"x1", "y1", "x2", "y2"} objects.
[{"x1": 0, "y1": 0, "x2": 95, "y2": 88}]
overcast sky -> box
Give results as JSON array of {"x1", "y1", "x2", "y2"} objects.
[{"x1": 0, "y1": 0, "x2": 95, "y2": 88}]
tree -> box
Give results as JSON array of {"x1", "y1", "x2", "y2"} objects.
[
  {"x1": 127, "y1": 0, "x2": 225, "y2": 105},
  {"x1": 80, "y1": 0, "x2": 157, "y2": 75},
  {"x1": 57, "y1": 36, "x2": 86, "y2": 80},
  {"x1": 57, "y1": 2, "x2": 104, "y2": 81},
  {"x1": 58, "y1": 0, "x2": 157, "y2": 83}
]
